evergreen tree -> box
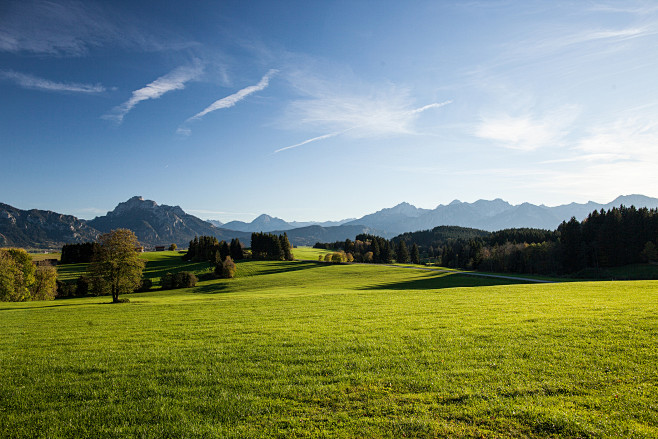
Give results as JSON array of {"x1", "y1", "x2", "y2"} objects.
[
  {"x1": 381, "y1": 240, "x2": 393, "y2": 263},
  {"x1": 396, "y1": 241, "x2": 410, "y2": 263},
  {"x1": 220, "y1": 241, "x2": 230, "y2": 260},
  {"x1": 281, "y1": 233, "x2": 294, "y2": 261},
  {"x1": 230, "y1": 238, "x2": 244, "y2": 260},
  {"x1": 372, "y1": 238, "x2": 381, "y2": 263},
  {"x1": 270, "y1": 235, "x2": 284, "y2": 260},
  {"x1": 411, "y1": 243, "x2": 420, "y2": 264},
  {"x1": 558, "y1": 217, "x2": 585, "y2": 272}
]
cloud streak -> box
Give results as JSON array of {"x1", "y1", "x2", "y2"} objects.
[
  {"x1": 0, "y1": 70, "x2": 105, "y2": 93},
  {"x1": 189, "y1": 69, "x2": 277, "y2": 120},
  {"x1": 273, "y1": 129, "x2": 353, "y2": 154},
  {"x1": 177, "y1": 69, "x2": 277, "y2": 134},
  {"x1": 0, "y1": 0, "x2": 193, "y2": 55},
  {"x1": 274, "y1": 101, "x2": 451, "y2": 153},
  {"x1": 103, "y1": 63, "x2": 203, "y2": 123}
]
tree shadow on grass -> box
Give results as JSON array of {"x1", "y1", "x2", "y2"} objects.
[
  {"x1": 358, "y1": 271, "x2": 531, "y2": 291},
  {"x1": 239, "y1": 261, "x2": 326, "y2": 278},
  {"x1": 0, "y1": 301, "x2": 122, "y2": 312},
  {"x1": 142, "y1": 257, "x2": 212, "y2": 279},
  {"x1": 190, "y1": 283, "x2": 230, "y2": 295}
]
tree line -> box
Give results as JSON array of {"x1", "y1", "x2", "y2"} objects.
[
  {"x1": 251, "y1": 232, "x2": 293, "y2": 261},
  {"x1": 183, "y1": 236, "x2": 244, "y2": 264},
  {"x1": 61, "y1": 242, "x2": 101, "y2": 264},
  {"x1": 391, "y1": 205, "x2": 658, "y2": 276},
  {"x1": 314, "y1": 234, "x2": 420, "y2": 264}
]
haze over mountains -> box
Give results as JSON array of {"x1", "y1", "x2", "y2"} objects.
[
  {"x1": 220, "y1": 215, "x2": 355, "y2": 233},
  {"x1": 1, "y1": 194, "x2": 657, "y2": 249},
  {"x1": 341, "y1": 194, "x2": 658, "y2": 236}
]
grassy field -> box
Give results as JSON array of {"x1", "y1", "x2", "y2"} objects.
[
  {"x1": 292, "y1": 246, "x2": 335, "y2": 261},
  {"x1": 1, "y1": 252, "x2": 657, "y2": 437},
  {"x1": 56, "y1": 251, "x2": 214, "y2": 287}
]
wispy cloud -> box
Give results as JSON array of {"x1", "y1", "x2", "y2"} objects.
[
  {"x1": 274, "y1": 101, "x2": 451, "y2": 153},
  {"x1": 0, "y1": 69, "x2": 105, "y2": 93},
  {"x1": 103, "y1": 62, "x2": 203, "y2": 123},
  {"x1": 273, "y1": 129, "x2": 353, "y2": 154},
  {"x1": 542, "y1": 25, "x2": 658, "y2": 52},
  {"x1": 575, "y1": 117, "x2": 658, "y2": 162},
  {"x1": 0, "y1": 0, "x2": 193, "y2": 56},
  {"x1": 177, "y1": 69, "x2": 277, "y2": 135},
  {"x1": 480, "y1": 114, "x2": 658, "y2": 202},
  {"x1": 475, "y1": 105, "x2": 580, "y2": 151}
]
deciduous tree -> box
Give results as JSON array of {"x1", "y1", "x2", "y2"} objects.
[
  {"x1": 30, "y1": 265, "x2": 58, "y2": 300},
  {"x1": 88, "y1": 229, "x2": 145, "y2": 303}
]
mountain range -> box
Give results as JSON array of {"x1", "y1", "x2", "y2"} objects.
[
  {"x1": 341, "y1": 194, "x2": 658, "y2": 236},
  {"x1": 2, "y1": 194, "x2": 657, "y2": 249},
  {"x1": 220, "y1": 215, "x2": 355, "y2": 232}
]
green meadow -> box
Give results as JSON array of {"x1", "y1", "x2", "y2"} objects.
[{"x1": 1, "y1": 250, "x2": 656, "y2": 437}]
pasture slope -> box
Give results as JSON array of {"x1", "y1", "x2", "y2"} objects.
[{"x1": 0, "y1": 249, "x2": 656, "y2": 438}]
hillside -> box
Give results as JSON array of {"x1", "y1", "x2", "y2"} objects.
[
  {"x1": 272, "y1": 224, "x2": 385, "y2": 247},
  {"x1": 87, "y1": 196, "x2": 237, "y2": 247},
  {"x1": 2, "y1": 258, "x2": 656, "y2": 437},
  {"x1": 0, "y1": 202, "x2": 99, "y2": 248}
]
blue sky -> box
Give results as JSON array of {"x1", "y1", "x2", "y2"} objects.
[{"x1": 2, "y1": 1, "x2": 658, "y2": 222}]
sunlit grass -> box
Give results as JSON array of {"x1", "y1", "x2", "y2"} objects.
[
  {"x1": 2, "y1": 260, "x2": 657, "y2": 437},
  {"x1": 291, "y1": 246, "x2": 334, "y2": 260}
]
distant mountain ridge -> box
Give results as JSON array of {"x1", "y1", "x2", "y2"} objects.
[
  {"x1": 219, "y1": 214, "x2": 355, "y2": 233},
  {"x1": 0, "y1": 197, "x2": 373, "y2": 249},
  {"x1": 344, "y1": 194, "x2": 658, "y2": 236},
  {"x1": 222, "y1": 214, "x2": 294, "y2": 232},
  {"x1": 87, "y1": 196, "x2": 241, "y2": 247},
  {"x1": 0, "y1": 202, "x2": 99, "y2": 248},
  {"x1": 1, "y1": 194, "x2": 657, "y2": 249}
]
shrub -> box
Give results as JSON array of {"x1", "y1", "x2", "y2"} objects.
[
  {"x1": 222, "y1": 256, "x2": 236, "y2": 278},
  {"x1": 76, "y1": 276, "x2": 91, "y2": 296},
  {"x1": 161, "y1": 273, "x2": 175, "y2": 290},
  {"x1": 174, "y1": 271, "x2": 197, "y2": 288},
  {"x1": 137, "y1": 278, "x2": 152, "y2": 292},
  {"x1": 161, "y1": 272, "x2": 197, "y2": 290},
  {"x1": 215, "y1": 256, "x2": 236, "y2": 279}
]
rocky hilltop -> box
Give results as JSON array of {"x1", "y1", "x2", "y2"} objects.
[
  {"x1": 0, "y1": 203, "x2": 99, "y2": 248},
  {"x1": 88, "y1": 196, "x2": 244, "y2": 247}
]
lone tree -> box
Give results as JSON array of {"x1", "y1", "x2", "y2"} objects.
[{"x1": 88, "y1": 229, "x2": 145, "y2": 303}]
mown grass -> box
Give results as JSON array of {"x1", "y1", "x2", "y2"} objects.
[{"x1": 1, "y1": 259, "x2": 657, "y2": 438}]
